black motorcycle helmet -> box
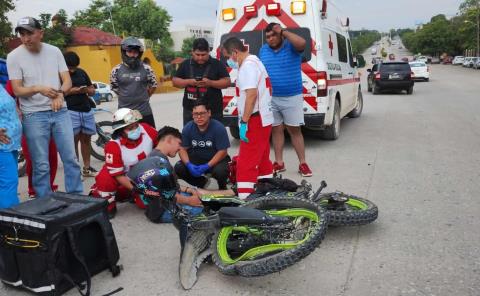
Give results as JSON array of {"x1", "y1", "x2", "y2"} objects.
[
  {"x1": 133, "y1": 162, "x2": 179, "y2": 200},
  {"x1": 121, "y1": 36, "x2": 144, "y2": 69}
]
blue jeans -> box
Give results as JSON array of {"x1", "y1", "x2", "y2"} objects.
[
  {"x1": 23, "y1": 108, "x2": 83, "y2": 197},
  {"x1": 0, "y1": 151, "x2": 20, "y2": 208}
]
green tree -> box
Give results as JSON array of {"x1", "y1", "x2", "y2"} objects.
[
  {"x1": 180, "y1": 37, "x2": 195, "y2": 58},
  {"x1": 71, "y1": 0, "x2": 174, "y2": 62},
  {"x1": 349, "y1": 30, "x2": 381, "y2": 54},
  {"x1": 0, "y1": 0, "x2": 15, "y2": 57},
  {"x1": 38, "y1": 11, "x2": 72, "y2": 51}
]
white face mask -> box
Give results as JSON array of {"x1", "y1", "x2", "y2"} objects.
[
  {"x1": 227, "y1": 58, "x2": 239, "y2": 69},
  {"x1": 127, "y1": 126, "x2": 142, "y2": 140}
]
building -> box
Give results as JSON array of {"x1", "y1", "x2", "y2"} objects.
[{"x1": 171, "y1": 25, "x2": 214, "y2": 51}]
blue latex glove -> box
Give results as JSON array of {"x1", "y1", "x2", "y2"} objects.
[
  {"x1": 197, "y1": 163, "x2": 210, "y2": 175},
  {"x1": 239, "y1": 121, "x2": 249, "y2": 143},
  {"x1": 187, "y1": 163, "x2": 203, "y2": 177},
  {"x1": 186, "y1": 162, "x2": 197, "y2": 175}
]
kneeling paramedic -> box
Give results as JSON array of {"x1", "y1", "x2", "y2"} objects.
[{"x1": 89, "y1": 108, "x2": 157, "y2": 218}]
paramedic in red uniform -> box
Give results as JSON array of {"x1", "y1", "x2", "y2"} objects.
[
  {"x1": 90, "y1": 108, "x2": 157, "y2": 217},
  {"x1": 259, "y1": 23, "x2": 312, "y2": 177},
  {"x1": 222, "y1": 37, "x2": 274, "y2": 199}
]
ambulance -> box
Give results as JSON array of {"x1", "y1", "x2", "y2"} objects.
[{"x1": 213, "y1": 0, "x2": 365, "y2": 140}]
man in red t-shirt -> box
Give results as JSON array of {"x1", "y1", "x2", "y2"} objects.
[{"x1": 90, "y1": 108, "x2": 157, "y2": 218}]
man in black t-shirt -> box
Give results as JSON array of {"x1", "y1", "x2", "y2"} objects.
[
  {"x1": 174, "y1": 101, "x2": 230, "y2": 189},
  {"x1": 173, "y1": 38, "x2": 231, "y2": 126},
  {"x1": 63, "y1": 52, "x2": 97, "y2": 177}
]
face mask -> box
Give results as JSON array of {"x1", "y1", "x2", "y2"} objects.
[
  {"x1": 127, "y1": 126, "x2": 142, "y2": 140},
  {"x1": 227, "y1": 58, "x2": 239, "y2": 69}
]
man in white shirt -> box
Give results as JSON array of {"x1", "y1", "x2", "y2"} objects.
[{"x1": 222, "y1": 37, "x2": 274, "y2": 199}]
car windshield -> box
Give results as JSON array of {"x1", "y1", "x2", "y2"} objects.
[{"x1": 381, "y1": 63, "x2": 410, "y2": 72}]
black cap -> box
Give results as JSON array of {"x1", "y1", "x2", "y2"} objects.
[{"x1": 15, "y1": 17, "x2": 42, "y2": 33}]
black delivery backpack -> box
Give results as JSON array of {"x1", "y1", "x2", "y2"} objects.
[{"x1": 0, "y1": 192, "x2": 121, "y2": 295}]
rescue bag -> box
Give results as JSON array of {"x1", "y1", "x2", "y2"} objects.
[{"x1": 0, "y1": 192, "x2": 121, "y2": 295}]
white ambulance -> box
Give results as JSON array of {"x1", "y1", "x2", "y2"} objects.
[{"x1": 213, "y1": 0, "x2": 365, "y2": 140}]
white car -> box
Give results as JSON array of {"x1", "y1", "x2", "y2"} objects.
[
  {"x1": 463, "y1": 57, "x2": 474, "y2": 67},
  {"x1": 452, "y1": 56, "x2": 464, "y2": 65},
  {"x1": 92, "y1": 81, "x2": 114, "y2": 102},
  {"x1": 409, "y1": 62, "x2": 430, "y2": 81},
  {"x1": 416, "y1": 56, "x2": 428, "y2": 63}
]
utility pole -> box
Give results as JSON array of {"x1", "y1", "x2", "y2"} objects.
[{"x1": 477, "y1": 0, "x2": 479, "y2": 57}]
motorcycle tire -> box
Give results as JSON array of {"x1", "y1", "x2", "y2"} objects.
[
  {"x1": 211, "y1": 195, "x2": 328, "y2": 277},
  {"x1": 317, "y1": 194, "x2": 378, "y2": 226}
]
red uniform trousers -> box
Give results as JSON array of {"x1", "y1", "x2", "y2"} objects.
[
  {"x1": 236, "y1": 115, "x2": 273, "y2": 199},
  {"x1": 89, "y1": 167, "x2": 145, "y2": 213},
  {"x1": 22, "y1": 136, "x2": 58, "y2": 196}
]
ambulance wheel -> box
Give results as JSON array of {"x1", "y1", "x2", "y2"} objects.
[
  {"x1": 321, "y1": 100, "x2": 340, "y2": 140},
  {"x1": 347, "y1": 89, "x2": 363, "y2": 118},
  {"x1": 229, "y1": 125, "x2": 240, "y2": 139}
]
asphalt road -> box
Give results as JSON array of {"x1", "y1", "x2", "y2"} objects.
[{"x1": 4, "y1": 41, "x2": 480, "y2": 296}]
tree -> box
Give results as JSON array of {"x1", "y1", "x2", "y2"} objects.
[
  {"x1": 349, "y1": 30, "x2": 381, "y2": 54},
  {"x1": 71, "y1": 0, "x2": 174, "y2": 62},
  {"x1": 39, "y1": 11, "x2": 72, "y2": 51},
  {"x1": 0, "y1": 0, "x2": 15, "y2": 58},
  {"x1": 180, "y1": 37, "x2": 195, "y2": 58}
]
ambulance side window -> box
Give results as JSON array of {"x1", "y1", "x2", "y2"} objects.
[
  {"x1": 347, "y1": 39, "x2": 354, "y2": 68},
  {"x1": 336, "y1": 33, "x2": 348, "y2": 63}
]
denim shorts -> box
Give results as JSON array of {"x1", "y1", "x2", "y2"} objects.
[
  {"x1": 271, "y1": 94, "x2": 305, "y2": 127},
  {"x1": 69, "y1": 110, "x2": 96, "y2": 135}
]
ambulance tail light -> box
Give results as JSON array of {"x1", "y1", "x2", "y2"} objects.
[
  {"x1": 291, "y1": 1, "x2": 306, "y2": 15},
  {"x1": 244, "y1": 5, "x2": 258, "y2": 19},
  {"x1": 266, "y1": 3, "x2": 281, "y2": 16},
  {"x1": 222, "y1": 8, "x2": 236, "y2": 21},
  {"x1": 317, "y1": 71, "x2": 328, "y2": 97}
]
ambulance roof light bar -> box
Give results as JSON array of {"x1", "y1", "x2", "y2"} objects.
[
  {"x1": 222, "y1": 8, "x2": 236, "y2": 21},
  {"x1": 244, "y1": 5, "x2": 258, "y2": 19},
  {"x1": 266, "y1": 3, "x2": 281, "y2": 16},
  {"x1": 291, "y1": 1, "x2": 307, "y2": 15}
]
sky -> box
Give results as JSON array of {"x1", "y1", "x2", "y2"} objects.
[{"x1": 7, "y1": 0, "x2": 465, "y2": 32}]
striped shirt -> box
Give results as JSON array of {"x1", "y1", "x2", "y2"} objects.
[{"x1": 259, "y1": 40, "x2": 303, "y2": 97}]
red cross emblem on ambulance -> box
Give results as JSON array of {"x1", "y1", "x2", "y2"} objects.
[{"x1": 328, "y1": 34, "x2": 334, "y2": 56}]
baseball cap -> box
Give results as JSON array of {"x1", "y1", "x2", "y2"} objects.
[{"x1": 15, "y1": 17, "x2": 42, "y2": 33}]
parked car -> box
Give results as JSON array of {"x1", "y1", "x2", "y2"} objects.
[
  {"x1": 467, "y1": 57, "x2": 479, "y2": 68},
  {"x1": 463, "y1": 57, "x2": 474, "y2": 67},
  {"x1": 452, "y1": 56, "x2": 465, "y2": 65},
  {"x1": 416, "y1": 56, "x2": 428, "y2": 63},
  {"x1": 92, "y1": 81, "x2": 114, "y2": 102},
  {"x1": 367, "y1": 62, "x2": 414, "y2": 95},
  {"x1": 474, "y1": 59, "x2": 480, "y2": 69},
  {"x1": 371, "y1": 57, "x2": 383, "y2": 64},
  {"x1": 409, "y1": 61, "x2": 430, "y2": 81},
  {"x1": 430, "y1": 57, "x2": 440, "y2": 64}
]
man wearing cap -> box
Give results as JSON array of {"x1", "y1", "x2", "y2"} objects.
[{"x1": 7, "y1": 17, "x2": 83, "y2": 198}]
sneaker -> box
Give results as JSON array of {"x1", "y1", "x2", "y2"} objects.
[
  {"x1": 273, "y1": 162, "x2": 286, "y2": 173},
  {"x1": 298, "y1": 163, "x2": 313, "y2": 177},
  {"x1": 82, "y1": 167, "x2": 98, "y2": 177}
]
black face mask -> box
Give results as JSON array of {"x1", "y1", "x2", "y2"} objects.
[{"x1": 121, "y1": 51, "x2": 141, "y2": 69}]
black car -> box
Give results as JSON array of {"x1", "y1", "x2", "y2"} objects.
[{"x1": 367, "y1": 62, "x2": 414, "y2": 95}]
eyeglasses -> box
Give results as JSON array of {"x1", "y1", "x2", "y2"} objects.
[{"x1": 192, "y1": 111, "x2": 208, "y2": 117}]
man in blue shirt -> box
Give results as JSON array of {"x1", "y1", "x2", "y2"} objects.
[
  {"x1": 0, "y1": 85, "x2": 22, "y2": 208},
  {"x1": 259, "y1": 23, "x2": 313, "y2": 177},
  {"x1": 174, "y1": 100, "x2": 231, "y2": 189}
]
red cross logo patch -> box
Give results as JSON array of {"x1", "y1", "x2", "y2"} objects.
[{"x1": 328, "y1": 34, "x2": 334, "y2": 56}]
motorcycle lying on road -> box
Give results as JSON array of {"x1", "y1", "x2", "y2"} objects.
[{"x1": 137, "y1": 177, "x2": 378, "y2": 290}]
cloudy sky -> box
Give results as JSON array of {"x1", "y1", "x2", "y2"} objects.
[{"x1": 7, "y1": 0, "x2": 465, "y2": 31}]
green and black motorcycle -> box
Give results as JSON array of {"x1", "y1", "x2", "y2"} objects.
[{"x1": 138, "y1": 177, "x2": 377, "y2": 289}]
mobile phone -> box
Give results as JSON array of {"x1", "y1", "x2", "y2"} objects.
[{"x1": 195, "y1": 77, "x2": 203, "y2": 81}]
